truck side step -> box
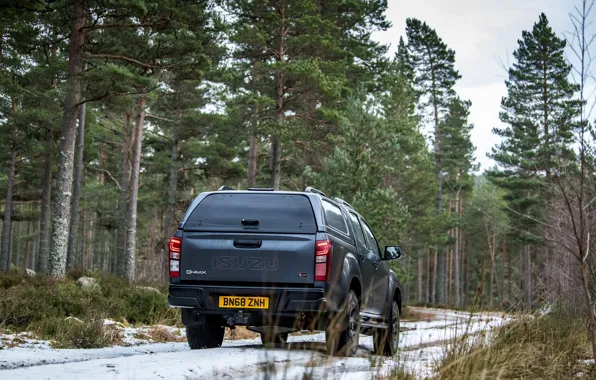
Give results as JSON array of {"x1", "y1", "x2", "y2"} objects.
[{"x1": 360, "y1": 320, "x2": 388, "y2": 329}]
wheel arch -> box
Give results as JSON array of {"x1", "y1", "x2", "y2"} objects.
[{"x1": 385, "y1": 270, "x2": 403, "y2": 317}]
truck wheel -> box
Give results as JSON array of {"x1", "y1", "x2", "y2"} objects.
[
  {"x1": 186, "y1": 318, "x2": 225, "y2": 349},
  {"x1": 260, "y1": 330, "x2": 289, "y2": 348},
  {"x1": 326, "y1": 290, "x2": 360, "y2": 357},
  {"x1": 373, "y1": 300, "x2": 400, "y2": 356}
]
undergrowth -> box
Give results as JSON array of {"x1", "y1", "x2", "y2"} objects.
[
  {"x1": 434, "y1": 308, "x2": 595, "y2": 379},
  {"x1": 0, "y1": 270, "x2": 179, "y2": 348}
]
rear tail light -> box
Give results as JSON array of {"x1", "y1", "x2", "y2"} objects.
[
  {"x1": 315, "y1": 239, "x2": 332, "y2": 282},
  {"x1": 169, "y1": 237, "x2": 182, "y2": 277}
]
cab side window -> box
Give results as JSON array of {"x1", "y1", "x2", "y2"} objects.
[
  {"x1": 360, "y1": 219, "x2": 381, "y2": 257},
  {"x1": 322, "y1": 200, "x2": 349, "y2": 235},
  {"x1": 348, "y1": 212, "x2": 367, "y2": 250}
]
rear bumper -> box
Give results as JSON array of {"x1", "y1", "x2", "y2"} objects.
[
  {"x1": 169, "y1": 284, "x2": 335, "y2": 328},
  {"x1": 169, "y1": 284, "x2": 329, "y2": 312}
]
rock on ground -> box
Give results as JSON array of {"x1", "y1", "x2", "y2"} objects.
[{"x1": 76, "y1": 276, "x2": 99, "y2": 289}]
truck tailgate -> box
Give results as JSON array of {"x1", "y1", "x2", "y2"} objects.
[{"x1": 180, "y1": 232, "x2": 315, "y2": 285}]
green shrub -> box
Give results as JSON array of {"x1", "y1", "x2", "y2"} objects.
[
  {"x1": 0, "y1": 273, "x2": 180, "y2": 332},
  {"x1": 30, "y1": 316, "x2": 120, "y2": 349}
]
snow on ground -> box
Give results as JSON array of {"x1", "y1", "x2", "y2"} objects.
[{"x1": 0, "y1": 307, "x2": 513, "y2": 380}]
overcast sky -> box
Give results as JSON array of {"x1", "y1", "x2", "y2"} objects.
[{"x1": 372, "y1": 0, "x2": 575, "y2": 172}]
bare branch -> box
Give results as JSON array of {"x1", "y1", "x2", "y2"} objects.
[
  {"x1": 145, "y1": 114, "x2": 181, "y2": 125},
  {"x1": 85, "y1": 165, "x2": 121, "y2": 190},
  {"x1": 88, "y1": 54, "x2": 156, "y2": 69},
  {"x1": 82, "y1": 20, "x2": 169, "y2": 32}
]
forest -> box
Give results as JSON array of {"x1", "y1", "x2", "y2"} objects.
[{"x1": 1, "y1": 0, "x2": 595, "y2": 336}]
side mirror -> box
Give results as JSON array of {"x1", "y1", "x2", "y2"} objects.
[{"x1": 383, "y1": 246, "x2": 402, "y2": 260}]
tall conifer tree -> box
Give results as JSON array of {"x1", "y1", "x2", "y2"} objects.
[
  {"x1": 488, "y1": 13, "x2": 579, "y2": 309},
  {"x1": 406, "y1": 18, "x2": 461, "y2": 305}
]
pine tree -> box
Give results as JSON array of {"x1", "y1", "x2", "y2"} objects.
[
  {"x1": 406, "y1": 18, "x2": 461, "y2": 305},
  {"x1": 309, "y1": 91, "x2": 410, "y2": 244},
  {"x1": 226, "y1": 0, "x2": 389, "y2": 190},
  {"x1": 488, "y1": 13, "x2": 579, "y2": 309},
  {"x1": 438, "y1": 97, "x2": 475, "y2": 306},
  {"x1": 380, "y1": 40, "x2": 438, "y2": 303},
  {"x1": 0, "y1": 2, "x2": 64, "y2": 272},
  {"x1": 48, "y1": 0, "x2": 86, "y2": 278}
]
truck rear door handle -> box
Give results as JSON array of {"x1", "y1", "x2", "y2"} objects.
[
  {"x1": 373, "y1": 262, "x2": 379, "y2": 269},
  {"x1": 234, "y1": 240, "x2": 262, "y2": 248}
]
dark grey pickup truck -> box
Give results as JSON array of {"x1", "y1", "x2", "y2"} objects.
[{"x1": 168, "y1": 186, "x2": 403, "y2": 357}]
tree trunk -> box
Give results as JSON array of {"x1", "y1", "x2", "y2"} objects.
[
  {"x1": 78, "y1": 209, "x2": 85, "y2": 269},
  {"x1": 507, "y1": 241, "x2": 513, "y2": 309},
  {"x1": 417, "y1": 248, "x2": 423, "y2": 304},
  {"x1": 525, "y1": 244, "x2": 532, "y2": 310},
  {"x1": 116, "y1": 112, "x2": 132, "y2": 276},
  {"x1": 149, "y1": 204, "x2": 157, "y2": 279},
  {"x1": 124, "y1": 97, "x2": 146, "y2": 283},
  {"x1": 579, "y1": 228, "x2": 596, "y2": 360},
  {"x1": 454, "y1": 190, "x2": 461, "y2": 307},
  {"x1": 87, "y1": 212, "x2": 95, "y2": 270},
  {"x1": 111, "y1": 229, "x2": 118, "y2": 274},
  {"x1": 271, "y1": 137, "x2": 282, "y2": 190},
  {"x1": 1, "y1": 141, "x2": 17, "y2": 271},
  {"x1": 103, "y1": 236, "x2": 110, "y2": 272},
  {"x1": 67, "y1": 92, "x2": 86, "y2": 271},
  {"x1": 489, "y1": 255, "x2": 494, "y2": 309},
  {"x1": 163, "y1": 116, "x2": 180, "y2": 279},
  {"x1": 15, "y1": 215, "x2": 21, "y2": 268},
  {"x1": 248, "y1": 60, "x2": 260, "y2": 189},
  {"x1": 164, "y1": 124, "x2": 179, "y2": 239},
  {"x1": 48, "y1": 0, "x2": 85, "y2": 278},
  {"x1": 248, "y1": 127, "x2": 258, "y2": 188},
  {"x1": 430, "y1": 67, "x2": 446, "y2": 305},
  {"x1": 498, "y1": 239, "x2": 505, "y2": 310},
  {"x1": 427, "y1": 247, "x2": 432, "y2": 304},
  {"x1": 32, "y1": 228, "x2": 39, "y2": 272},
  {"x1": 463, "y1": 237, "x2": 470, "y2": 309},
  {"x1": 38, "y1": 127, "x2": 53, "y2": 274},
  {"x1": 270, "y1": 6, "x2": 286, "y2": 191},
  {"x1": 431, "y1": 249, "x2": 438, "y2": 304}
]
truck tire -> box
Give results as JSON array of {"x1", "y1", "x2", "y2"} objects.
[
  {"x1": 186, "y1": 319, "x2": 225, "y2": 349},
  {"x1": 326, "y1": 290, "x2": 360, "y2": 357},
  {"x1": 260, "y1": 330, "x2": 289, "y2": 348},
  {"x1": 373, "y1": 300, "x2": 400, "y2": 356}
]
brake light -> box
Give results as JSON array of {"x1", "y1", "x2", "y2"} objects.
[
  {"x1": 315, "y1": 239, "x2": 332, "y2": 281},
  {"x1": 169, "y1": 237, "x2": 182, "y2": 277}
]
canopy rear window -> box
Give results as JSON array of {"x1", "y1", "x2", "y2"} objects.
[{"x1": 183, "y1": 193, "x2": 317, "y2": 233}]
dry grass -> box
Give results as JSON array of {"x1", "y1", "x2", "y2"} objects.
[
  {"x1": 402, "y1": 307, "x2": 437, "y2": 322},
  {"x1": 146, "y1": 326, "x2": 185, "y2": 343},
  {"x1": 225, "y1": 326, "x2": 260, "y2": 340},
  {"x1": 0, "y1": 336, "x2": 24, "y2": 348},
  {"x1": 133, "y1": 331, "x2": 151, "y2": 341},
  {"x1": 104, "y1": 325, "x2": 124, "y2": 346},
  {"x1": 290, "y1": 330, "x2": 319, "y2": 336},
  {"x1": 434, "y1": 310, "x2": 595, "y2": 379}
]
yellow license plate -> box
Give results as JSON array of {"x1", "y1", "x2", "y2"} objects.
[{"x1": 219, "y1": 296, "x2": 269, "y2": 309}]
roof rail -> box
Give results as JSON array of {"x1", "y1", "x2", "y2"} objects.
[
  {"x1": 304, "y1": 186, "x2": 326, "y2": 197},
  {"x1": 217, "y1": 185, "x2": 235, "y2": 191},
  {"x1": 334, "y1": 197, "x2": 354, "y2": 209}
]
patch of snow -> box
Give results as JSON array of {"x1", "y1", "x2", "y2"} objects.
[
  {"x1": 538, "y1": 303, "x2": 554, "y2": 316},
  {"x1": 0, "y1": 307, "x2": 514, "y2": 379}
]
